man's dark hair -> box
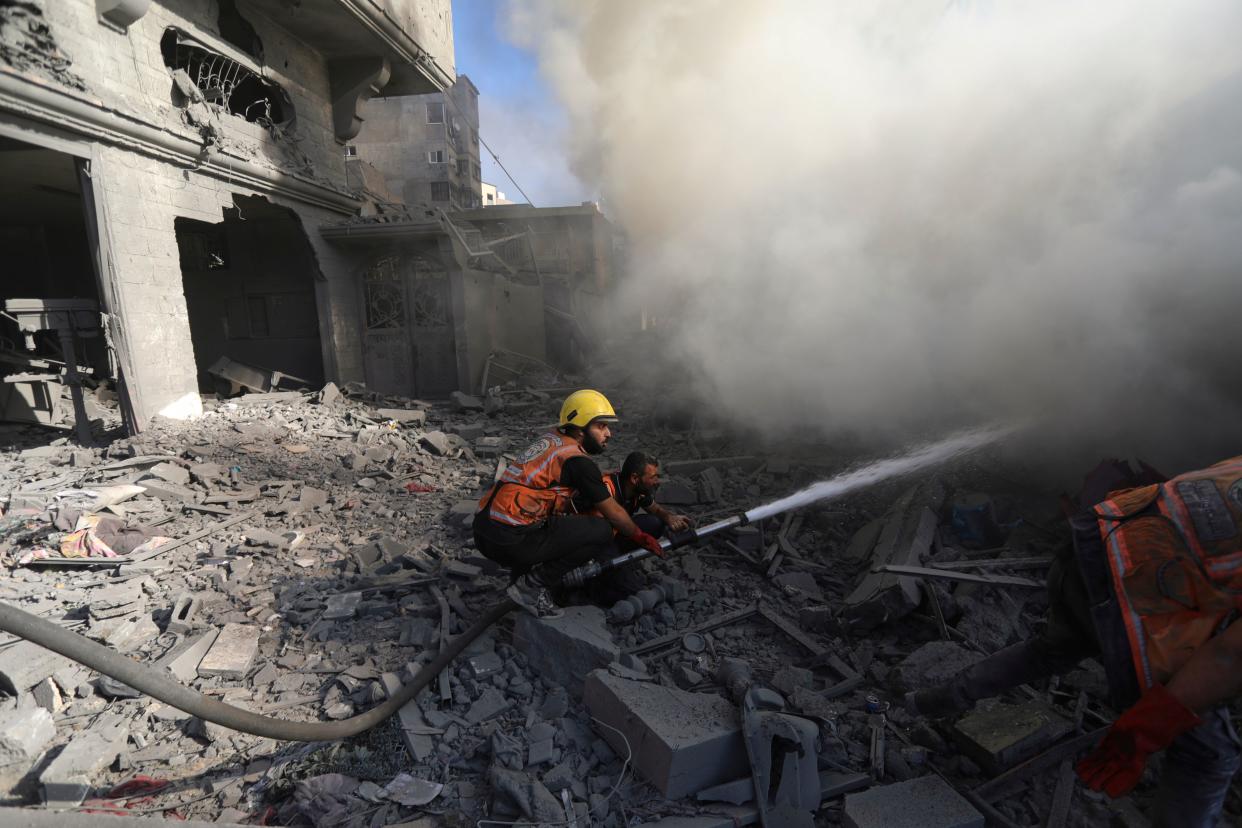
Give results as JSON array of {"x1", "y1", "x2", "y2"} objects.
[{"x1": 622, "y1": 451, "x2": 658, "y2": 481}]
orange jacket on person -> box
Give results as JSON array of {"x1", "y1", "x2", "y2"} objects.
[
  {"x1": 1093, "y1": 454, "x2": 1242, "y2": 691},
  {"x1": 476, "y1": 432, "x2": 586, "y2": 527}
]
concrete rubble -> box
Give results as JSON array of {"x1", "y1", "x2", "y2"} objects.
[{"x1": 0, "y1": 378, "x2": 1229, "y2": 826}]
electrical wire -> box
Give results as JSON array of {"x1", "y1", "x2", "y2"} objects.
[{"x1": 438, "y1": 87, "x2": 537, "y2": 207}]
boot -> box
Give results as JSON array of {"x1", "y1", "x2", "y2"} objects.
[{"x1": 506, "y1": 571, "x2": 563, "y2": 619}]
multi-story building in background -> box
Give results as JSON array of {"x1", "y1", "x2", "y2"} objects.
[
  {"x1": 351, "y1": 76, "x2": 483, "y2": 210},
  {"x1": 481, "y1": 182, "x2": 514, "y2": 206}
]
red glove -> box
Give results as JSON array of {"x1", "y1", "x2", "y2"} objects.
[
  {"x1": 1076, "y1": 683, "x2": 1201, "y2": 798},
  {"x1": 631, "y1": 530, "x2": 666, "y2": 559}
]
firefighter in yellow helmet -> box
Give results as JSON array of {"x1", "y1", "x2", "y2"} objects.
[{"x1": 473, "y1": 390, "x2": 663, "y2": 617}]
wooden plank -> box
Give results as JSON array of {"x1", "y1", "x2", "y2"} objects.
[
  {"x1": 130, "y1": 511, "x2": 255, "y2": 562},
  {"x1": 874, "y1": 564, "x2": 1042, "y2": 589}
]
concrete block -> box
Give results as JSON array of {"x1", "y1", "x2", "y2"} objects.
[
  {"x1": 897, "y1": 641, "x2": 979, "y2": 691},
  {"x1": 0, "y1": 707, "x2": 55, "y2": 766},
  {"x1": 40, "y1": 726, "x2": 128, "y2": 807},
  {"x1": 513, "y1": 606, "x2": 619, "y2": 695},
  {"x1": 952, "y1": 700, "x2": 1074, "y2": 773},
  {"x1": 420, "y1": 431, "x2": 451, "y2": 455},
  {"x1": 843, "y1": 775, "x2": 982, "y2": 828},
  {"x1": 157, "y1": 629, "x2": 219, "y2": 683},
  {"x1": 376, "y1": 407, "x2": 426, "y2": 425},
  {"x1": 584, "y1": 669, "x2": 748, "y2": 800},
  {"x1": 0, "y1": 641, "x2": 75, "y2": 694},
  {"x1": 196, "y1": 624, "x2": 259, "y2": 679}
]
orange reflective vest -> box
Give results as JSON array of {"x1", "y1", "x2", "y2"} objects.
[
  {"x1": 1095, "y1": 455, "x2": 1242, "y2": 691},
  {"x1": 476, "y1": 432, "x2": 586, "y2": 527}
]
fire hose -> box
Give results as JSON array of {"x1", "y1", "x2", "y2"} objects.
[
  {"x1": 0, "y1": 428, "x2": 1005, "y2": 742},
  {"x1": 0, "y1": 598, "x2": 516, "y2": 742}
]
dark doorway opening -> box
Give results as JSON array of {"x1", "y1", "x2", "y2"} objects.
[
  {"x1": 0, "y1": 136, "x2": 116, "y2": 436},
  {"x1": 175, "y1": 196, "x2": 325, "y2": 394}
]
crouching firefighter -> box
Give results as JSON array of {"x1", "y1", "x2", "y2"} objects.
[
  {"x1": 906, "y1": 455, "x2": 1242, "y2": 827},
  {"x1": 472, "y1": 390, "x2": 663, "y2": 619}
]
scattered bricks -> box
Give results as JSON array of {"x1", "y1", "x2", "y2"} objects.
[
  {"x1": 843, "y1": 775, "x2": 983, "y2": 828},
  {"x1": 0, "y1": 707, "x2": 55, "y2": 766},
  {"x1": 450, "y1": 392, "x2": 485, "y2": 412},
  {"x1": 952, "y1": 699, "x2": 1075, "y2": 773},
  {"x1": 197, "y1": 624, "x2": 259, "y2": 680},
  {"x1": 157, "y1": 629, "x2": 219, "y2": 683},
  {"x1": 376, "y1": 407, "x2": 427, "y2": 425},
  {"x1": 420, "y1": 431, "x2": 451, "y2": 456},
  {"x1": 0, "y1": 641, "x2": 75, "y2": 694},
  {"x1": 166, "y1": 592, "x2": 202, "y2": 634},
  {"x1": 40, "y1": 726, "x2": 128, "y2": 808},
  {"x1": 465, "y1": 688, "x2": 511, "y2": 724},
  {"x1": 513, "y1": 606, "x2": 620, "y2": 696},
  {"x1": 324, "y1": 591, "x2": 362, "y2": 620},
  {"x1": 844, "y1": 481, "x2": 946, "y2": 630},
  {"x1": 897, "y1": 641, "x2": 980, "y2": 691},
  {"x1": 584, "y1": 668, "x2": 748, "y2": 800}
]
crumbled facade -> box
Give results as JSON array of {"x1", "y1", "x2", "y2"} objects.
[{"x1": 0, "y1": 0, "x2": 454, "y2": 430}]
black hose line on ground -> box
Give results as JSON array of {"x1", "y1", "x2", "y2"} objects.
[{"x1": 0, "y1": 598, "x2": 518, "y2": 742}]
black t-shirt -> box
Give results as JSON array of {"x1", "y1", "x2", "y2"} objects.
[
  {"x1": 562, "y1": 455, "x2": 610, "y2": 511},
  {"x1": 607, "y1": 471, "x2": 654, "y2": 516}
]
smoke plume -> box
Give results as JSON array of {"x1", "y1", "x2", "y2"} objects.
[{"x1": 506, "y1": 0, "x2": 1242, "y2": 474}]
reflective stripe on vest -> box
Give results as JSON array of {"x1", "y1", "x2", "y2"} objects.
[
  {"x1": 1095, "y1": 455, "x2": 1242, "y2": 689},
  {"x1": 477, "y1": 432, "x2": 586, "y2": 527}
]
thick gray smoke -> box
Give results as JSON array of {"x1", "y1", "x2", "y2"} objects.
[{"x1": 506, "y1": 0, "x2": 1242, "y2": 474}]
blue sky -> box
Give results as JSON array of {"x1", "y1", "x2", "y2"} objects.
[{"x1": 451, "y1": 1, "x2": 592, "y2": 205}]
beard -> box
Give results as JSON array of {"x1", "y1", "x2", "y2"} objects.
[{"x1": 582, "y1": 430, "x2": 606, "y2": 455}]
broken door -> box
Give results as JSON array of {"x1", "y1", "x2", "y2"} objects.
[
  {"x1": 408, "y1": 260, "x2": 457, "y2": 397},
  {"x1": 361, "y1": 256, "x2": 414, "y2": 395}
]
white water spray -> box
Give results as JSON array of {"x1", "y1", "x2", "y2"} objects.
[{"x1": 743, "y1": 425, "x2": 1016, "y2": 524}]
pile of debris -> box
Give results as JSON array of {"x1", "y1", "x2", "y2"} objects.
[{"x1": 0, "y1": 380, "x2": 1233, "y2": 826}]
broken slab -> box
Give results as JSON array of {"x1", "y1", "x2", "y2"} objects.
[
  {"x1": 584, "y1": 668, "x2": 748, "y2": 800},
  {"x1": 897, "y1": 641, "x2": 980, "y2": 691},
  {"x1": 843, "y1": 481, "x2": 946, "y2": 631},
  {"x1": 0, "y1": 641, "x2": 75, "y2": 694},
  {"x1": 513, "y1": 605, "x2": 619, "y2": 695},
  {"x1": 843, "y1": 775, "x2": 982, "y2": 828},
  {"x1": 196, "y1": 623, "x2": 259, "y2": 680},
  {"x1": 157, "y1": 629, "x2": 220, "y2": 683},
  {"x1": 376, "y1": 408, "x2": 427, "y2": 425},
  {"x1": 952, "y1": 699, "x2": 1075, "y2": 774},
  {"x1": 0, "y1": 707, "x2": 55, "y2": 767},
  {"x1": 40, "y1": 726, "x2": 128, "y2": 807}
]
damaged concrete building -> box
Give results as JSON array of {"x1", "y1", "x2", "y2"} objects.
[{"x1": 0, "y1": 0, "x2": 456, "y2": 430}]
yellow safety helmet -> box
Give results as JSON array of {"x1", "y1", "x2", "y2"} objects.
[{"x1": 559, "y1": 389, "x2": 617, "y2": 428}]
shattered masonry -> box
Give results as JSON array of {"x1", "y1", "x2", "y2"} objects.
[{"x1": 0, "y1": 374, "x2": 1228, "y2": 826}]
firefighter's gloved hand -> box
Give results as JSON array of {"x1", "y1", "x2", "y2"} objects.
[
  {"x1": 631, "y1": 530, "x2": 665, "y2": 558},
  {"x1": 1076, "y1": 683, "x2": 1201, "y2": 798}
]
